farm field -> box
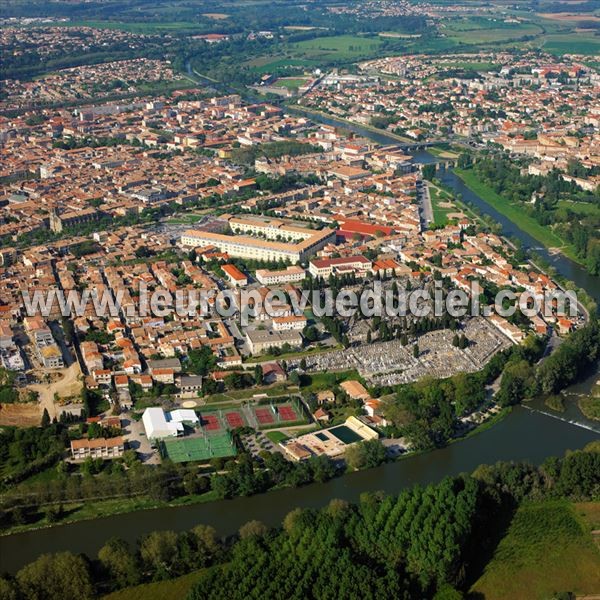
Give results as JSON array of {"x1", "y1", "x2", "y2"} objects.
[
  {"x1": 447, "y1": 24, "x2": 543, "y2": 44},
  {"x1": 290, "y1": 35, "x2": 384, "y2": 60},
  {"x1": 540, "y1": 33, "x2": 600, "y2": 55},
  {"x1": 472, "y1": 500, "x2": 600, "y2": 599},
  {"x1": 439, "y1": 17, "x2": 544, "y2": 45}
]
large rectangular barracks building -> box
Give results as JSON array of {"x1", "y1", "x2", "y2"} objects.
[{"x1": 181, "y1": 216, "x2": 335, "y2": 263}]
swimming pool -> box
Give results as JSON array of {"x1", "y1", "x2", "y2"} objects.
[{"x1": 328, "y1": 425, "x2": 363, "y2": 444}]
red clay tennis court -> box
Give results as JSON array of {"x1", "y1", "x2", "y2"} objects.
[
  {"x1": 225, "y1": 411, "x2": 244, "y2": 428},
  {"x1": 254, "y1": 407, "x2": 275, "y2": 425},
  {"x1": 278, "y1": 405, "x2": 298, "y2": 422},
  {"x1": 200, "y1": 413, "x2": 220, "y2": 431}
]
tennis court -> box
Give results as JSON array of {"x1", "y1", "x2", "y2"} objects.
[
  {"x1": 251, "y1": 401, "x2": 306, "y2": 428},
  {"x1": 254, "y1": 407, "x2": 275, "y2": 425},
  {"x1": 200, "y1": 413, "x2": 220, "y2": 431},
  {"x1": 225, "y1": 410, "x2": 245, "y2": 428},
  {"x1": 160, "y1": 432, "x2": 236, "y2": 463},
  {"x1": 278, "y1": 405, "x2": 299, "y2": 422}
]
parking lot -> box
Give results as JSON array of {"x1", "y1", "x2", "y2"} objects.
[{"x1": 241, "y1": 431, "x2": 280, "y2": 458}]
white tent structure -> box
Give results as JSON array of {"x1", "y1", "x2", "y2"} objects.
[
  {"x1": 169, "y1": 409, "x2": 200, "y2": 425},
  {"x1": 142, "y1": 407, "x2": 183, "y2": 440}
]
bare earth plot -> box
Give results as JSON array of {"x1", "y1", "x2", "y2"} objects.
[{"x1": 0, "y1": 402, "x2": 40, "y2": 427}]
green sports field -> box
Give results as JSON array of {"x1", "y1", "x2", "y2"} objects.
[{"x1": 160, "y1": 433, "x2": 236, "y2": 463}]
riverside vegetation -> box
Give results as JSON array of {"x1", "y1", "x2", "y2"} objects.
[{"x1": 0, "y1": 446, "x2": 598, "y2": 600}]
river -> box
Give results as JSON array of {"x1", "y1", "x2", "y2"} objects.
[
  {"x1": 1, "y1": 104, "x2": 598, "y2": 575},
  {"x1": 437, "y1": 167, "x2": 600, "y2": 305},
  {"x1": 1, "y1": 404, "x2": 598, "y2": 574},
  {"x1": 287, "y1": 107, "x2": 600, "y2": 306}
]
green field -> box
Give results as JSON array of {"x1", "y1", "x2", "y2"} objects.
[
  {"x1": 273, "y1": 78, "x2": 309, "y2": 89},
  {"x1": 265, "y1": 430, "x2": 289, "y2": 444},
  {"x1": 454, "y1": 168, "x2": 573, "y2": 253},
  {"x1": 302, "y1": 369, "x2": 364, "y2": 393},
  {"x1": 429, "y1": 185, "x2": 456, "y2": 226},
  {"x1": 291, "y1": 35, "x2": 383, "y2": 60},
  {"x1": 449, "y1": 25, "x2": 542, "y2": 44},
  {"x1": 442, "y1": 18, "x2": 543, "y2": 45},
  {"x1": 426, "y1": 145, "x2": 460, "y2": 159},
  {"x1": 541, "y1": 33, "x2": 600, "y2": 56},
  {"x1": 103, "y1": 570, "x2": 205, "y2": 600},
  {"x1": 472, "y1": 500, "x2": 600, "y2": 599},
  {"x1": 160, "y1": 433, "x2": 236, "y2": 463},
  {"x1": 557, "y1": 200, "x2": 600, "y2": 217},
  {"x1": 167, "y1": 213, "x2": 207, "y2": 224}
]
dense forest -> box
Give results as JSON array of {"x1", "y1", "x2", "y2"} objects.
[
  {"x1": 1, "y1": 447, "x2": 598, "y2": 599},
  {"x1": 467, "y1": 154, "x2": 600, "y2": 275}
]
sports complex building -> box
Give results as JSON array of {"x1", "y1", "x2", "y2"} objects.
[
  {"x1": 181, "y1": 216, "x2": 335, "y2": 263},
  {"x1": 150, "y1": 400, "x2": 307, "y2": 463}
]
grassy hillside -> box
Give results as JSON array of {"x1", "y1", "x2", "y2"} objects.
[
  {"x1": 103, "y1": 570, "x2": 205, "y2": 600},
  {"x1": 472, "y1": 500, "x2": 600, "y2": 599}
]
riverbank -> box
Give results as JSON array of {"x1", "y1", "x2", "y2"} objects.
[
  {"x1": 453, "y1": 168, "x2": 582, "y2": 265},
  {"x1": 579, "y1": 396, "x2": 600, "y2": 421},
  {"x1": 0, "y1": 400, "x2": 512, "y2": 538},
  {"x1": 528, "y1": 252, "x2": 597, "y2": 316},
  {"x1": 2, "y1": 406, "x2": 597, "y2": 574},
  {"x1": 0, "y1": 490, "x2": 222, "y2": 538}
]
